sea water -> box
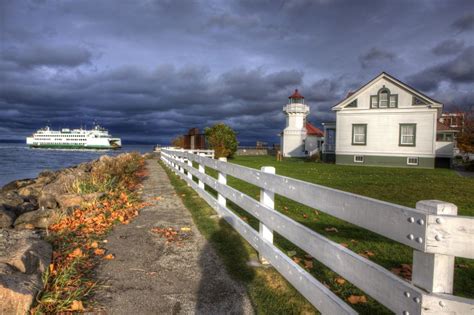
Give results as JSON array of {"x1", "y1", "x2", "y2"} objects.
[{"x1": 0, "y1": 142, "x2": 154, "y2": 187}]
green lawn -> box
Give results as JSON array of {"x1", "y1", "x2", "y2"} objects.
[
  {"x1": 165, "y1": 156, "x2": 474, "y2": 314},
  {"x1": 222, "y1": 156, "x2": 473, "y2": 313}
]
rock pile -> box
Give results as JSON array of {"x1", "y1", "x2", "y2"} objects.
[{"x1": 0, "y1": 157, "x2": 110, "y2": 314}]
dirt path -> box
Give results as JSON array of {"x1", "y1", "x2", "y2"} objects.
[{"x1": 94, "y1": 159, "x2": 253, "y2": 314}]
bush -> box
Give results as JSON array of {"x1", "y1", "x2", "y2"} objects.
[{"x1": 204, "y1": 123, "x2": 238, "y2": 158}]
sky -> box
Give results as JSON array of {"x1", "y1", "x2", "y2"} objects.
[{"x1": 1, "y1": 0, "x2": 473, "y2": 145}]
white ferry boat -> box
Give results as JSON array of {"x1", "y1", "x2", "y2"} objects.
[{"x1": 26, "y1": 124, "x2": 122, "y2": 150}]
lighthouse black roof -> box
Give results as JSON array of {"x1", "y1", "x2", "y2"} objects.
[{"x1": 289, "y1": 89, "x2": 304, "y2": 99}]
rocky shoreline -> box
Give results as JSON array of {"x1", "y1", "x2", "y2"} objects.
[{"x1": 0, "y1": 153, "x2": 147, "y2": 314}]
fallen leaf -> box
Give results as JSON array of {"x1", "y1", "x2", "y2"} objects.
[
  {"x1": 325, "y1": 227, "x2": 338, "y2": 233},
  {"x1": 335, "y1": 277, "x2": 346, "y2": 285},
  {"x1": 456, "y1": 264, "x2": 468, "y2": 269},
  {"x1": 154, "y1": 196, "x2": 163, "y2": 201},
  {"x1": 70, "y1": 300, "x2": 84, "y2": 311},
  {"x1": 303, "y1": 214, "x2": 308, "y2": 219},
  {"x1": 293, "y1": 257, "x2": 301, "y2": 264},
  {"x1": 181, "y1": 194, "x2": 186, "y2": 197},
  {"x1": 283, "y1": 206, "x2": 288, "y2": 210},
  {"x1": 49, "y1": 263, "x2": 55, "y2": 273},
  {"x1": 104, "y1": 254, "x2": 115, "y2": 260},
  {"x1": 69, "y1": 248, "x2": 83, "y2": 258},
  {"x1": 180, "y1": 227, "x2": 191, "y2": 232},
  {"x1": 287, "y1": 250, "x2": 297, "y2": 257},
  {"x1": 90, "y1": 241, "x2": 99, "y2": 249},
  {"x1": 304, "y1": 260, "x2": 313, "y2": 269},
  {"x1": 364, "y1": 250, "x2": 375, "y2": 257},
  {"x1": 347, "y1": 295, "x2": 367, "y2": 304},
  {"x1": 350, "y1": 239, "x2": 358, "y2": 244},
  {"x1": 314, "y1": 210, "x2": 320, "y2": 215},
  {"x1": 94, "y1": 248, "x2": 105, "y2": 256},
  {"x1": 340, "y1": 243, "x2": 349, "y2": 248}
]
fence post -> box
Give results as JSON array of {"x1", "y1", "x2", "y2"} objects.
[
  {"x1": 187, "y1": 158, "x2": 193, "y2": 181},
  {"x1": 412, "y1": 200, "x2": 457, "y2": 298},
  {"x1": 198, "y1": 153, "x2": 205, "y2": 190},
  {"x1": 179, "y1": 156, "x2": 185, "y2": 174},
  {"x1": 259, "y1": 166, "x2": 275, "y2": 264},
  {"x1": 217, "y1": 157, "x2": 227, "y2": 209}
]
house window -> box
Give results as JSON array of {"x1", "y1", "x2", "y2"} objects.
[
  {"x1": 371, "y1": 95, "x2": 378, "y2": 108},
  {"x1": 379, "y1": 89, "x2": 389, "y2": 108},
  {"x1": 389, "y1": 95, "x2": 398, "y2": 108},
  {"x1": 354, "y1": 155, "x2": 364, "y2": 163},
  {"x1": 347, "y1": 99, "x2": 357, "y2": 108},
  {"x1": 370, "y1": 87, "x2": 398, "y2": 108},
  {"x1": 407, "y1": 157, "x2": 419, "y2": 165},
  {"x1": 400, "y1": 124, "x2": 416, "y2": 146},
  {"x1": 352, "y1": 124, "x2": 367, "y2": 145}
]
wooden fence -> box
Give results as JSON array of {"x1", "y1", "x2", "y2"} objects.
[{"x1": 161, "y1": 148, "x2": 474, "y2": 314}]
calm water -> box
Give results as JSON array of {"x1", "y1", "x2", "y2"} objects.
[{"x1": 0, "y1": 142, "x2": 154, "y2": 187}]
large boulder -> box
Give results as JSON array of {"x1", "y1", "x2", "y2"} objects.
[
  {"x1": 0, "y1": 179, "x2": 35, "y2": 193},
  {"x1": 18, "y1": 186, "x2": 37, "y2": 199},
  {"x1": 0, "y1": 191, "x2": 24, "y2": 211},
  {"x1": 14, "y1": 208, "x2": 60, "y2": 230},
  {"x1": 38, "y1": 193, "x2": 58, "y2": 210},
  {"x1": 0, "y1": 229, "x2": 52, "y2": 314},
  {"x1": 55, "y1": 192, "x2": 104, "y2": 209},
  {"x1": 0, "y1": 263, "x2": 40, "y2": 315},
  {"x1": 55, "y1": 193, "x2": 85, "y2": 209},
  {"x1": 0, "y1": 206, "x2": 15, "y2": 228}
]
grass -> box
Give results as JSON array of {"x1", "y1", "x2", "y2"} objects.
[{"x1": 163, "y1": 155, "x2": 474, "y2": 314}]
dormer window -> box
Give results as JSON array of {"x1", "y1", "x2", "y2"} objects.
[{"x1": 370, "y1": 87, "x2": 398, "y2": 108}]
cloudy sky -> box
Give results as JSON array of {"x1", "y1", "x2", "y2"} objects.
[{"x1": 1, "y1": 0, "x2": 473, "y2": 144}]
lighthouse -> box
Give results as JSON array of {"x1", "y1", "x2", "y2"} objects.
[{"x1": 281, "y1": 89, "x2": 310, "y2": 157}]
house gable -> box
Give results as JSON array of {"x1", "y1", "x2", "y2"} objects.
[{"x1": 332, "y1": 72, "x2": 443, "y2": 111}]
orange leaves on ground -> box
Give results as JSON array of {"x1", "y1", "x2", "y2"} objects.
[
  {"x1": 303, "y1": 259, "x2": 313, "y2": 270},
  {"x1": 94, "y1": 248, "x2": 105, "y2": 256},
  {"x1": 391, "y1": 264, "x2": 412, "y2": 280},
  {"x1": 104, "y1": 253, "x2": 115, "y2": 260},
  {"x1": 347, "y1": 295, "x2": 367, "y2": 304},
  {"x1": 70, "y1": 300, "x2": 85, "y2": 311},
  {"x1": 358, "y1": 250, "x2": 375, "y2": 259},
  {"x1": 151, "y1": 226, "x2": 192, "y2": 244},
  {"x1": 335, "y1": 277, "x2": 346, "y2": 285},
  {"x1": 69, "y1": 248, "x2": 83, "y2": 258},
  {"x1": 90, "y1": 241, "x2": 99, "y2": 249}
]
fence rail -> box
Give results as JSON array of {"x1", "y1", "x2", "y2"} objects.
[{"x1": 161, "y1": 148, "x2": 474, "y2": 315}]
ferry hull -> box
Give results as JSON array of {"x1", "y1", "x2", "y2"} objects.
[{"x1": 28, "y1": 144, "x2": 121, "y2": 150}]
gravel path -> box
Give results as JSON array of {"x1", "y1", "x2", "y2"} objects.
[{"x1": 94, "y1": 158, "x2": 253, "y2": 314}]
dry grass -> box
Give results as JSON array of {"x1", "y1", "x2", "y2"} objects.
[{"x1": 32, "y1": 153, "x2": 148, "y2": 314}]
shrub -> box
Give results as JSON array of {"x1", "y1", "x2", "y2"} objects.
[{"x1": 204, "y1": 123, "x2": 238, "y2": 158}]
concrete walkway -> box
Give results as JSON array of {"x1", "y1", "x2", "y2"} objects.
[{"x1": 94, "y1": 159, "x2": 253, "y2": 314}]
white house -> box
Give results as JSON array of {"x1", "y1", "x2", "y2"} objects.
[
  {"x1": 330, "y1": 72, "x2": 452, "y2": 168},
  {"x1": 281, "y1": 90, "x2": 324, "y2": 157}
]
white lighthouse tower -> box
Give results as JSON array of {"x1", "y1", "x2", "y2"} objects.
[{"x1": 281, "y1": 89, "x2": 310, "y2": 157}]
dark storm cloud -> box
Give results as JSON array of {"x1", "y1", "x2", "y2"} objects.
[
  {"x1": 1, "y1": 0, "x2": 474, "y2": 144},
  {"x1": 432, "y1": 39, "x2": 465, "y2": 56},
  {"x1": 2, "y1": 45, "x2": 93, "y2": 69},
  {"x1": 359, "y1": 48, "x2": 397, "y2": 69},
  {"x1": 407, "y1": 46, "x2": 474, "y2": 91},
  {"x1": 451, "y1": 13, "x2": 474, "y2": 32}
]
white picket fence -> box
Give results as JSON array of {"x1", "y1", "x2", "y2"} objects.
[{"x1": 161, "y1": 148, "x2": 474, "y2": 314}]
